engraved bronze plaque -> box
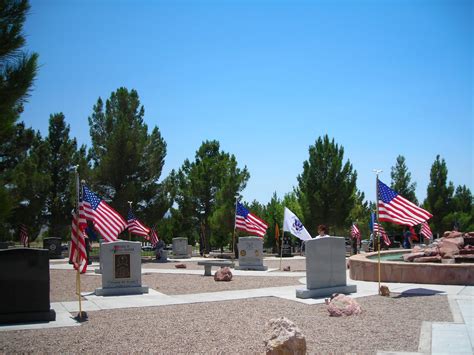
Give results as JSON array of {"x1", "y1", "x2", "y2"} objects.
[{"x1": 114, "y1": 254, "x2": 131, "y2": 279}]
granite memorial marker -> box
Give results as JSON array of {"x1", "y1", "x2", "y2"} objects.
[
  {"x1": 0, "y1": 248, "x2": 56, "y2": 323},
  {"x1": 235, "y1": 236, "x2": 268, "y2": 271},
  {"x1": 43, "y1": 237, "x2": 62, "y2": 259},
  {"x1": 95, "y1": 241, "x2": 148, "y2": 296},
  {"x1": 171, "y1": 237, "x2": 189, "y2": 258},
  {"x1": 296, "y1": 237, "x2": 356, "y2": 299}
]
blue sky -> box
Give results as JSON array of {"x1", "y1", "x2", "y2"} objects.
[{"x1": 22, "y1": 0, "x2": 472, "y2": 205}]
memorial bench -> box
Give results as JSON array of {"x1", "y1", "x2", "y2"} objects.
[{"x1": 197, "y1": 260, "x2": 235, "y2": 276}]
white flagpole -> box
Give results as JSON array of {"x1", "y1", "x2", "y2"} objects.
[
  {"x1": 232, "y1": 196, "x2": 238, "y2": 260},
  {"x1": 373, "y1": 169, "x2": 383, "y2": 295},
  {"x1": 280, "y1": 209, "x2": 285, "y2": 271},
  {"x1": 73, "y1": 166, "x2": 86, "y2": 321}
]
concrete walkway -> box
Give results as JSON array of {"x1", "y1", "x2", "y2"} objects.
[{"x1": 2, "y1": 261, "x2": 473, "y2": 354}]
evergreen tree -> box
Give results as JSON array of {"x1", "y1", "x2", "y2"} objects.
[
  {"x1": 264, "y1": 192, "x2": 284, "y2": 250},
  {"x1": 390, "y1": 155, "x2": 418, "y2": 204},
  {"x1": 297, "y1": 135, "x2": 357, "y2": 235},
  {"x1": 88, "y1": 87, "x2": 170, "y2": 227},
  {"x1": 175, "y1": 140, "x2": 249, "y2": 253},
  {"x1": 443, "y1": 185, "x2": 474, "y2": 232},
  {"x1": 45, "y1": 113, "x2": 81, "y2": 239},
  {"x1": 452, "y1": 185, "x2": 472, "y2": 213},
  {"x1": 424, "y1": 155, "x2": 454, "y2": 235},
  {"x1": 0, "y1": 0, "x2": 38, "y2": 141},
  {"x1": 349, "y1": 190, "x2": 370, "y2": 239}
]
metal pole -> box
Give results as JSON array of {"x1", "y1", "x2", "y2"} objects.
[
  {"x1": 232, "y1": 196, "x2": 238, "y2": 261},
  {"x1": 74, "y1": 165, "x2": 84, "y2": 319},
  {"x1": 127, "y1": 201, "x2": 133, "y2": 241},
  {"x1": 373, "y1": 169, "x2": 382, "y2": 295}
]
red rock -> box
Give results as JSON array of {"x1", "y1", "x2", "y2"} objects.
[
  {"x1": 443, "y1": 231, "x2": 452, "y2": 238},
  {"x1": 413, "y1": 255, "x2": 442, "y2": 263},
  {"x1": 460, "y1": 249, "x2": 474, "y2": 255},
  {"x1": 413, "y1": 245, "x2": 423, "y2": 253},
  {"x1": 446, "y1": 231, "x2": 463, "y2": 239},
  {"x1": 403, "y1": 252, "x2": 425, "y2": 262},
  {"x1": 438, "y1": 240, "x2": 460, "y2": 258},
  {"x1": 175, "y1": 263, "x2": 187, "y2": 268},
  {"x1": 283, "y1": 266, "x2": 291, "y2": 271},
  {"x1": 423, "y1": 247, "x2": 439, "y2": 256},
  {"x1": 214, "y1": 267, "x2": 232, "y2": 281},
  {"x1": 326, "y1": 294, "x2": 362, "y2": 317},
  {"x1": 264, "y1": 317, "x2": 306, "y2": 355}
]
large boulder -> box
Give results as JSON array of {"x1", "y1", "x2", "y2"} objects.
[
  {"x1": 445, "y1": 231, "x2": 463, "y2": 239},
  {"x1": 438, "y1": 240, "x2": 460, "y2": 259},
  {"x1": 403, "y1": 252, "x2": 425, "y2": 262},
  {"x1": 214, "y1": 267, "x2": 232, "y2": 281},
  {"x1": 413, "y1": 255, "x2": 442, "y2": 263},
  {"x1": 264, "y1": 317, "x2": 306, "y2": 355},
  {"x1": 423, "y1": 247, "x2": 440, "y2": 256},
  {"x1": 326, "y1": 294, "x2": 362, "y2": 317}
]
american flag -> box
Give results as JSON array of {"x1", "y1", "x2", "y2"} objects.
[
  {"x1": 378, "y1": 179, "x2": 432, "y2": 226},
  {"x1": 19, "y1": 224, "x2": 28, "y2": 247},
  {"x1": 127, "y1": 208, "x2": 150, "y2": 237},
  {"x1": 69, "y1": 203, "x2": 88, "y2": 273},
  {"x1": 374, "y1": 222, "x2": 391, "y2": 246},
  {"x1": 235, "y1": 202, "x2": 268, "y2": 238},
  {"x1": 82, "y1": 185, "x2": 127, "y2": 242},
  {"x1": 350, "y1": 224, "x2": 361, "y2": 241},
  {"x1": 420, "y1": 221, "x2": 432, "y2": 239},
  {"x1": 150, "y1": 228, "x2": 159, "y2": 248}
]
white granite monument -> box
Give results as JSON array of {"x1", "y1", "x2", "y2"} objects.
[
  {"x1": 95, "y1": 241, "x2": 148, "y2": 296},
  {"x1": 235, "y1": 236, "x2": 268, "y2": 271},
  {"x1": 296, "y1": 237, "x2": 356, "y2": 298},
  {"x1": 171, "y1": 237, "x2": 190, "y2": 258}
]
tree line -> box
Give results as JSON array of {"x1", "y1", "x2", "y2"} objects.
[{"x1": 1, "y1": 1, "x2": 472, "y2": 250}]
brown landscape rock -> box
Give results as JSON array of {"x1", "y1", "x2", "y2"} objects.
[
  {"x1": 438, "y1": 240, "x2": 460, "y2": 258},
  {"x1": 283, "y1": 266, "x2": 291, "y2": 271},
  {"x1": 175, "y1": 263, "x2": 187, "y2": 268},
  {"x1": 403, "y1": 252, "x2": 425, "y2": 262},
  {"x1": 445, "y1": 231, "x2": 463, "y2": 239},
  {"x1": 413, "y1": 255, "x2": 442, "y2": 263},
  {"x1": 445, "y1": 237, "x2": 464, "y2": 248},
  {"x1": 214, "y1": 267, "x2": 233, "y2": 281},
  {"x1": 326, "y1": 294, "x2": 362, "y2": 317},
  {"x1": 423, "y1": 247, "x2": 440, "y2": 256},
  {"x1": 379, "y1": 285, "x2": 390, "y2": 296},
  {"x1": 264, "y1": 317, "x2": 306, "y2": 355},
  {"x1": 467, "y1": 232, "x2": 474, "y2": 237}
]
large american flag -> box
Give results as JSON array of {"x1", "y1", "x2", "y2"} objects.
[
  {"x1": 235, "y1": 202, "x2": 268, "y2": 238},
  {"x1": 420, "y1": 221, "x2": 432, "y2": 240},
  {"x1": 19, "y1": 224, "x2": 28, "y2": 247},
  {"x1": 378, "y1": 179, "x2": 432, "y2": 226},
  {"x1": 82, "y1": 185, "x2": 127, "y2": 242},
  {"x1": 350, "y1": 224, "x2": 361, "y2": 241},
  {"x1": 127, "y1": 208, "x2": 150, "y2": 237},
  {"x1": 69, "y1": 204, "x2": 88, "y2": 273}
]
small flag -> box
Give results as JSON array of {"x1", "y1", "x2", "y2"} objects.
[
  {"x1": 150, "y1": 228, "x2": 159, "y2": 248},
  {"x1": 378, "y1": 179, "x2": 432, "y2": 226},
  {"x1": 82, "y1": 185, "x2": 127, "y2": 242},
  {"x1": 19, "y1": 224, "x2": 29, "y2": 247},
  {"x1": 283, "y1": 207, "x2": 312, "y2": 241},
  {"x1": 275, "y1": 223, "x2": 280, "y2": 243},
  {"x1": 350, "y1": 224, "x2": 361, "y2": 241},
  {"x1": 370, "y1": 212, "x2": 391, "y2": 246},
  {"x1": 69, "y1": 203, "x2": 88, "y2": 273},
  {"x1": 127, "y1": 208, "x2": 150, "y2": 237},
  {"x1": 235, "y1": 202, "x2": 268, "y2": 238},
  {"x1": 420, "y1": 221, "x2": 432, "y2": 240}
]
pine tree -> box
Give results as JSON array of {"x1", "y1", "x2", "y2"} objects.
[
  {"x1": 390, "y1": 155, "x2": 418, "y2": 204},
  {"x1": 297, "y1": 135, "x2": 357, "y2": 235},
  {"x1": 424, "y1": 155, "x2": 454, "y2": 236},
  {"x1": 88, "y1": 87, "x2": 170, "y2": 227}
]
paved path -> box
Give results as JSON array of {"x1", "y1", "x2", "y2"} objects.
[{"x1": 2, "y1": 260, "x2": 473, "y2": 354}]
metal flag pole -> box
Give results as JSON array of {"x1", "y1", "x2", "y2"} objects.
[
  {"x1": 232, "y1": 196, "x2": 238, "y2": 261},
  {"x1": 280, "y1": 211, "x2": 285, "y2": 271},
  {"x1": 74, "y1": 165, "x2": 86, "y2": 321},
  {"x1": 127, "y1": 201, "x2": 133, "y2": 241},
  {"x1": 373, "y1": 169, "x2": 383, "y2": 295}
]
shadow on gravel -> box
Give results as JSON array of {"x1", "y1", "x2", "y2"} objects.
[{"x1": 392, "y1": 288, "x2": 446, "y2": 298}]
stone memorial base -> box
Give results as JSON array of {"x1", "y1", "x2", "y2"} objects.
[
  {"x1": 155, "y1": 250, "x2": 168, "y2": 263},
  {"x1": 0, "y1": 309, "x2": 56, "y2": 324},
  {"x1": 235, "y1": 265, "x2": 268, "y2": 271},
  {"x1": 169, "y1": 254, "x2": 190, "y2": 259},
  {"x1": 296, "y1": 284, "x2": 357, "y2": 299},
  {"x1": 95, "y1": 285, "x2": 149, "y2": 296}
]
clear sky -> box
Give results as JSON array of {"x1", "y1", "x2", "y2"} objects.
[{"x1": 22, "y1": 0, "x2": 472, "y2": 205}]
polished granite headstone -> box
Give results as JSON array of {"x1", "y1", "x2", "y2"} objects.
[
  {"x1": 95, "y1": 241, "x2": 148, "y2": 296},
  {"x1": 43, "y1": 237, "x2": 62, "y2": 259},
  {"x1": 296, "y1": 237, "x2": 356, "y2": 299},
  {"x1": 0, "y1": 248, "x2": 56, "y2": 324},
  {"x1": 236, "y1": 236, "x2": 268, "y2": 271}
]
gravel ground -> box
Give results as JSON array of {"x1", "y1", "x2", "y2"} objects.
[
  {"x1": 1, "y1": 258, "x2": 454, "y2": 354},
  {"x1": 0, "y1": 295, "x2": 452, "y2": 354}
]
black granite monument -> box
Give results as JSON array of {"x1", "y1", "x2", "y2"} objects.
[
  {"x1": 43, "y1": 237, "x2": 62, "y2": 259},
  {"x1": 0, "y1": 248, "x2": 56, "y2": 324}
]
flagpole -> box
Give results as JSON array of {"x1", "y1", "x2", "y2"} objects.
[
  {"x1": 232, "y1": 196, "x2": 238, "y2": 261},
  {"x1": 280, "y1": 212, "x2": 284, "y2": 271},
  {"x1": 73, "y1": 166, "x2": 85, "y2": 320},
  {"x1": 373, "y1": 169, "x2": 382, "y2": 295},
  {"x1": 127, "y1": 201, "x2": 133, "y2": 241}
]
